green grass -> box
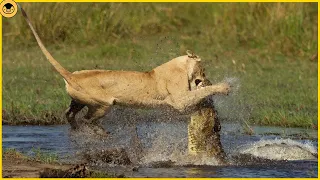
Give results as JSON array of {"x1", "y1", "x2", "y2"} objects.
[
  {"x1": 31, "y1": 147, "x2": 59, "y2": 163},
  {"x1": 2, "y1": 3, "x2": 317, "y2": 128},
  {"x1": 3, "y1": 148, "x2": 27, "y2": 160},
  {"x1": 3, "y1": 147, "x2": 58, "y2": 163},
  {"x1": 4, "y1": 3, "x2": 317, "y2": 57}
]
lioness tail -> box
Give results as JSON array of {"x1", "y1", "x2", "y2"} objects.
[{"x1": 19, "y1": 5, "x2": 81, "y2": 90}]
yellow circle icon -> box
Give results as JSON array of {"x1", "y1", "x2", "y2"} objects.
[{"x1": 0, "y1": 0, "x2": 17, "y2": 18}]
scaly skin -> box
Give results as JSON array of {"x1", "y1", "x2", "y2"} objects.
[{"x1": 188, "y1": 80, "x2": 227, "y2": 164}]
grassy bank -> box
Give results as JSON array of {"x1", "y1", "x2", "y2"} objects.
[
  {"x1": 3, "y1": 3, "x2": 318, "y2": 128},
  {"x1": 3, "y1": 148, "x2": 58, "y2": 163}
]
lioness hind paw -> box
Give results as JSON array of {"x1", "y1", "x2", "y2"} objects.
[{"x1": 87, "y1": 124, "x2": 110, "y2": 138}]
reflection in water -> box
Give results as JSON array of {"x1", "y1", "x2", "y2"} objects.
[{"x1": 186, "y1": 168, "x2": 213, "y2": 177}]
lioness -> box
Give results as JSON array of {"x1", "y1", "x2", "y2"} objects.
[{"x1": 19, "y1": 6, "x2": 230, "y2": 130}]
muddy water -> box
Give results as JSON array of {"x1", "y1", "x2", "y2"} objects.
[{"x1": 2, "y1": 122, "x2": 318, "y2": 178}]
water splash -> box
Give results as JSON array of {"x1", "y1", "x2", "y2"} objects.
[
  {"x1": 224, "y1": 77, "x2": 241, "y2": 95},
  {"x1": 140, "y1": 136, "x2": 221, "y2": 166},
  {"x1": 138, "y1": 120, "x2": 223, "y2": 166},
  {"x1": 236, "y1": 138, "x2": 317, "y2": 161},
  {"x1": 211, "y1": 77, "x2": 252, "y2": 125},
  {"x1": 69, "y1": 116, "x2": 317, "y2": 169},
  {"x1": 69, "y1": 108, "x2": 225, "y2": 167}
]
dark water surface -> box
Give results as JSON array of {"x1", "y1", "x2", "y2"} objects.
[{"x1": 2, "y1": 123, "x2": 318, "y2": 178}]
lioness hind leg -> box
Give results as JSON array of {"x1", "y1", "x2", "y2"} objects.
[
  {"x1": 84, "y1": 105, "x2": 110, "y2": 136},
  {"x1": 84, "y1": 105, "x2": 109, "y2": 122},
  {"x1": 65, "y1": 100, "x2": 85, "y2": 129}
]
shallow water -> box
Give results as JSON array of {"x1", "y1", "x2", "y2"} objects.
[{"x1": 2, "y1": 122, "x2": 318, "y2": 178}]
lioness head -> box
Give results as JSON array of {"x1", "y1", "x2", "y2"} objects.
[{"x1": 186, "y1": 50, "x2": 210, "y2": 90}]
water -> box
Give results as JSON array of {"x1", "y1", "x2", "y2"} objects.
[
  {"x1": 2, "y1": 122, "x2": 318, "y2": 178},
  {"x1": 2, "y1": 125, "x2": 74, "y2": 157}
]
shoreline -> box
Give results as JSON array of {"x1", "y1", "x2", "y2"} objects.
[
  {"x1": 2, "y1": 116, "x2": 318, "y2": 130},
  {"x1": 2, "y1": 149, "x2": 118, "y2": 178}
]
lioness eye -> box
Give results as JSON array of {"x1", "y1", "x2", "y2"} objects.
[{"x1": 195, "y1": 79, "x2": 202, "y2": 86}]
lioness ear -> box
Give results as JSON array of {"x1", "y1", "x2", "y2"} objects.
[
  {"x1": 186, "y1": 50, "x2": 201, "y2": 62},
  {"x1": 186, "y1": 50, "x2": 194, "y2": 57}
]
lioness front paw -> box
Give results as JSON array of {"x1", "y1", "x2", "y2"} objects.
[{"x1": 217, "y1": 83, "x2": 231, "y2": 95}]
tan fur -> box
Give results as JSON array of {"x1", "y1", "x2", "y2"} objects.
[{"x1": 20, "y1": 6, "x2": 230, "y2": 130}]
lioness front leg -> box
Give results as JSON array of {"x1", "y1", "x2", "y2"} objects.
[{"x1": 166, "y1": 83, "x2": 230, "y2": 112}]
